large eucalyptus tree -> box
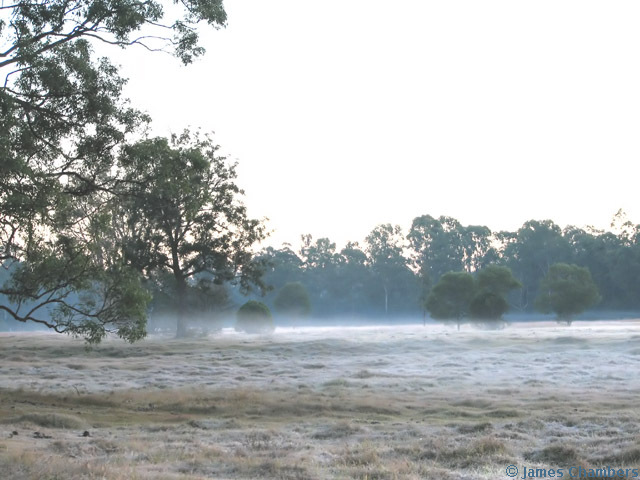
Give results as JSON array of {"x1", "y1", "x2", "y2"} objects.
[
  {"x1": 117, "y1": 131, "x2": 267, "y2": 337},
  {"x1": 0, "y1": 0, "x2": 228, "y2": 342}
]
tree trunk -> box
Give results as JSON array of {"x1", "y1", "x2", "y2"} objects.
[
  {"x1": 171, "y1": 240, "x2": 188, "y2": 338},
  {"x1": 383, "y1": 284, "x2": 388, "y2": 315},
  {"x1": 175, "y1": 275, "x2": 188, "y2": 338}
]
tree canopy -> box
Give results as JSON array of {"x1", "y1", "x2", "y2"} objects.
[
  {"x1": 475, "y1": 265, "x2": 522, "y2": 297},
  {"x1": 535, "y1": 263, "x2": 600, "y2": 323},
  {"x1": 425, "y1": 265, "x2": 521, "y2": 328},
  {"x1": 117, "y1": 131, "x2": 267, "y2": 337},
  {"x1": 274, "y1": 282, "x2": 311, "y2": 318},
  {"x1": 469, "y1": 265, "x2": 521, "y2": 321},
  {"x1": 0, "y1": 0, "x2": 230, "y2": 341},
  {"x1": 366, "y1": 224, "x2": 417, "y2": 315},
  {"x1": 235, "y1": 300, "x2": 274, "y2": 334},
  {"x1": 248, "y1": 211, "x2": 638, "y2": 324},
  {"x1": 425, "y1": 271, "x2": 475, "y2": 329}
]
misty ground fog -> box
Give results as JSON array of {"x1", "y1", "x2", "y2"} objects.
[{"x1": 2, "y1": 321, "x2": 640, "y2": 479}]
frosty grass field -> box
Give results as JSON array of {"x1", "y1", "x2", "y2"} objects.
[{"x1": 1, "y1": 321, "x2": 640, "y2": 479}]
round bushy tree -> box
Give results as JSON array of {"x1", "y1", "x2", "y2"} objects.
[
  {"x1": 476, "y1": 265, "x2": 522, "y2": 297},
  {"x1": 469, "y1": 265, "x2": 521, "y2": 322},
  {"x1": 535, "y1": 263, "x2": 600, "y2": 324},
  {"x1": 274, "y1": 282, "x2": 311, "y2": 318},
  {"x1": 469, "y1": 291, "x2": 509, "y2": 320},
  {"x1": 425, "y1": 272, "x2": 475, "y2": 330},
  {"x1": 235, "y1": 301, "x2": 274, "y2": 334}
]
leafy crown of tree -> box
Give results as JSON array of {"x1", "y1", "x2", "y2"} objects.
[{"x1": 1, "y1": 0, "x2": 230, "y2": 342}]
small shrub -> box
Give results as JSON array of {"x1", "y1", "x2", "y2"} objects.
[{"x1": 234, "y1": 301, "x2": 274, "y2": 334}]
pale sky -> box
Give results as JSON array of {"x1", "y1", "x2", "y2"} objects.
[{"x1": 115, "y1": 1, "x2": 640, "y2": 248}]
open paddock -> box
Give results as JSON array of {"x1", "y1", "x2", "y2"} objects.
[{"x1": 1, "y1": 321, "x2": 640, "y2": 479}]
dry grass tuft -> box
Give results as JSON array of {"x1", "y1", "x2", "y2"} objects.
[
  {"x1": 526, "y1": 443, "x2": 581, "y2": 464},
  {"x1": 456, "y1": 422, "x2": 493, "y2": 434},
  {"x1": 312, "y1": 421, "x2": 364, "y2": 439},
  {"x1": 9, "y1": 412, "x2": 87, "y2": 429},
  {"x1": 594, "y1": 445, "x2": 640, "y2": 464},
  {"x1": 338, "y1": 442, "x2": 395, "y2": 479},
  {"x1": 465, "y1": 436, "x2": 506, "y2": 456}
]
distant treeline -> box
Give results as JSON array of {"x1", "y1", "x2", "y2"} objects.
[
  {"x1": 3, "y1": 211, "x2": 638, "y2": 333},
  {"x1": 250, "y1": 211, "x2": 640, "y2": 318}
]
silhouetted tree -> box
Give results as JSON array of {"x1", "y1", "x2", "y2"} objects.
[
  {"x1": 333, "y1": 242, "x2": 372, "y2": 314},
  {"x1": 118, "y1": 131, "x2": 267, "y2": 337},
  {"x1": 469, "y1": 265, "x2": 521, "y2": 321},
  {"x1": 504, "y1": 220, "x2": 571, "y2": 310},
  {"x1": 426, "y1": 272, "x2": 475, "y2": 330},
  {"x1": 297, "y1": 235, "x2": 341, "y2": 315},
  {"x1": 258, "y1": 245, "x2": 304, "y2": 290},
  {"x1": 274, "y1": 282, "x2": 311, "y2": 318},
  {"x1": 366, "y1": 224, "x2": 417, "y2": 315},
  {"x1": 1, "y1": 0, "x2": 228, "y2": 342},
  {"x1": 235, "y1": 301, "x2": 274, "y2": 334},
  {"x1": 535, "y1": 263, "x2": 600, "y2": 324},
  {"x1": 408, "y1": 215, "x2": 467, "y2": 284}
]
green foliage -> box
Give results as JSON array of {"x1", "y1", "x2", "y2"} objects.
[
  {"x1": 1, "y1": 0, "x2": 226, "y2": 70},
  {"x1": 425, "y1": 272, "x2": 476, "y2": 326},
  {"x1": 535, "y1": 263, "x2": 601, "y2": 322},
  {"x1": 476, "y1": 265, "x2": 522, "y2": 297},
  {"x1": 366, "y1": 224, "x2": 418, "y2": 314},
  {"x1": 256, "y1": 211, "x2": 640, "y2": 319},
  {"x1": 1, "y1": 0, "x2": 228, "y2": 342},
  {"x1": 295, "y1": 235, "x2": 343, "y2": 315},
  {"x1": 469, "y1": 265, "x2": 521, "y2": 321},
  {"x1": 274, "y1": 282, "x2": 311, "y2": 317},
  {"x1": 2, "y1": 202, "x2": 151, "y2": 343},
  {"x1": 333, "y1": 242, "x2": 372, "y2": 314},
  {"x1": 408, "y1": 215, "x2": 496, "y2": 284},
  {"x1": 426, "y1": 266, "x2": 521, "y2": 325},
  {"x1": 261, "y1": 235, "x2": 417, "y2": 318},
  {"x1": 469, "y1": 265, "x2": 522, "y2": 321},
  {"x1": 503, "y1": 220, "x2": 571, "y2": 310},
  {"x1": 259, "y1": 245, "x2": 304, "y2": 288},
  {"x1": 190, "y1": 279, "x2": 231, "y2": 316},
  {"x1": 408, "y1": 216, "x2": 467, "y2": 283},
  {"x1": 235, "y1": 301, "x2": 274, "y2": 334},
  {"x1": 469, "y1": 291, "x2": 509, "y2": 321},
  {"x1": 117, "y1": 131, "x2": 267, "y2": 337},
  {"x1": 300, "y1": 235, "x2": 337, "y2": 270}
]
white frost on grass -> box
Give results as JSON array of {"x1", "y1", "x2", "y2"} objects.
[
  {"x1": 3, "y1": 320, "x2": 640, "y2": 479},
  {"x1": 1, "y1": 320, "x2": 640, "y2": 399}
]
